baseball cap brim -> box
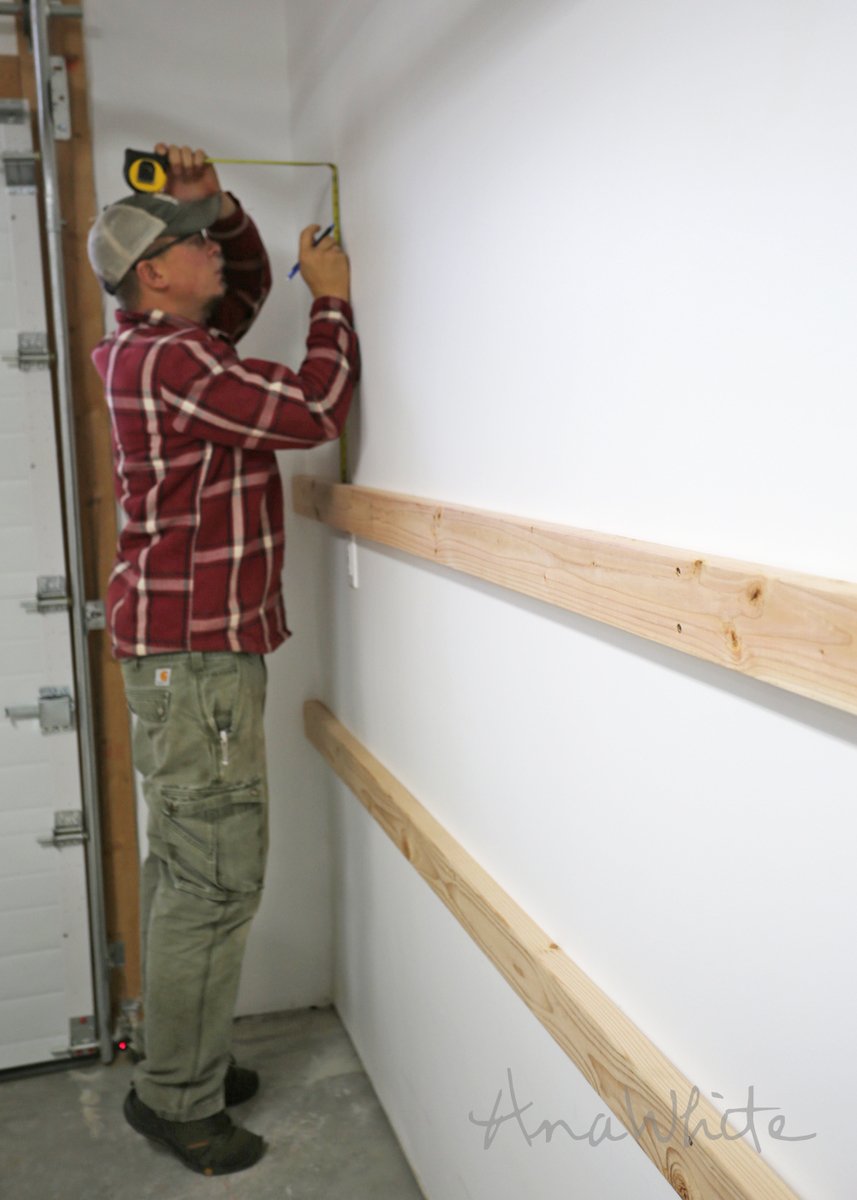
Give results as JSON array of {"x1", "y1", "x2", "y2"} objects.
[{"x1": 120, "y1": 191, "x2": 222, "y2": 237}]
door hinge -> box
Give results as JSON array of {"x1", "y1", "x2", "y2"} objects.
[
  {"x1": 37, "y1": 809, "x2": 88, "y2": 849},
  {"x1": 5, "y1": 686, "x2": 76, "y2": 734},
  {"x1": 0, "y1": 99, "x2": 28, "y2": 125},
  {"x1": 21, "y1": 575, "x2": 70, "y2": 615},
  {"x1": 2, "y1": 332, "x2": 54, "y2": 371},
  {"x1": 1, "y1": 150, "x2": 39, "y2": 192}
]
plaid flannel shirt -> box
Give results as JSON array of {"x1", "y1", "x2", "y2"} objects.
[{"x1": 92, "y1": 195, "x2": 359, "y2": 658}]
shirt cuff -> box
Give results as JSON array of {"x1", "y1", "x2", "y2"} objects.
[
  {"x1": 208, "y1": 192, "x2": 244, "y2": 234},
  {"x1": 310, "y1": 296, "x2": 354, "y2": 324}
]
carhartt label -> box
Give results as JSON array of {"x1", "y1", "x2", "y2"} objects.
[{"x1": 154, "y1": 668, "x2": 171, "y2": 687}]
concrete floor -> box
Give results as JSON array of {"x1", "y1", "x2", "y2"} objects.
[{"x1": 0, "y1": 1007, "x2": 425, "y2": 1200}]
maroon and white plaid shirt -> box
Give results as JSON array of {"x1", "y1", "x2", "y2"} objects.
[{"x1": 92, "y1": 196, "x2": 359, "y2": 659}]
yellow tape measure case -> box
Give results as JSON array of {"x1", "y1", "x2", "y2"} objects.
[{"x1": 124, "y1": 149, "x2": 169, "y2": 194}]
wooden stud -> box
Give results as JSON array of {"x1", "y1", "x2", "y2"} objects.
[
  {"x1": 305, "y1": 698, "x2": 803, "y2": 1200},
  {"x1": 294, "y1": 476, "x2": 857, "y2": 716}
]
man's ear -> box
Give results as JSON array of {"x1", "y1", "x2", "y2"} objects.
[{"x1": 136, "y1": 257, "x2": 169, "y2": 293}]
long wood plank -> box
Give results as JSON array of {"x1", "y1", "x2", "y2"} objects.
[
  {"x1": 293, "y1": 476, "x2": 857, "y2": 716},
  {"x1": 305, "y1": 699, "x2": 804, "y2": 1200}
]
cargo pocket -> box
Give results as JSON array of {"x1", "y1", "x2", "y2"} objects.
[
  {"x1": 159, "y1": 779, "x2": 267, "y2": 902},
  {"x1": 125, "y1": 688, "x2": 171, "y2": 724},
  {"x1": 123, "y1": 687, "x2": 172, "y2": 778}
]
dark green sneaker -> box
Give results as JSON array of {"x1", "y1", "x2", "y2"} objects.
[
  {"x1": 123, "y1": 1088, "x2": 266, "y2": 1176},
  {"x1": 225, "y1": 1061, "x2": 259, "y2": 1106}
]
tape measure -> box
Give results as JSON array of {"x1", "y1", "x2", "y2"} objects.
[
  {"x1": 123, "y1": 148, "x2": 341, "y2": 240},
  {"x1": 123, "y1": 148, "x2": 169, "y2": 193},
  {"x1": 122, "y1": 148, "x2": 349, "y2": 482}
]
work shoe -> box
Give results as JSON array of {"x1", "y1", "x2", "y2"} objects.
[
  {"x1": 225, "y1": 1060, "x2": 259, "y2": 1106},
  {"x1": 123, "y1": 1087, "x2": 266, "y2": 1176}
]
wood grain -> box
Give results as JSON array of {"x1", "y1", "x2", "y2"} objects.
[
  {"x1": 293, "y1": 476, "x2": 857, "y2": 716},
  {"x1": 305, "y1": 699, "x2": 804, "y2": 1200}
]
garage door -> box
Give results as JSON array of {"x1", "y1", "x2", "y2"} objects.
[{"x1": 0, "y1": 102, "x2": 96, "y2": 1070}]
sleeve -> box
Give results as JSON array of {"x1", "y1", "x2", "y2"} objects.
[
  {"x1": 159, "y1": 298, "x2": 360, "y2": 452},
  {"x1": 205, "y1": 194, "x2": 272, "y2": 344}
]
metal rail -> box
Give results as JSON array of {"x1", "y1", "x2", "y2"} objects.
[
  {"x1": 30, "y1": 0, "x2": 113, "y2": 1064},
  {"x1": 0, "y1": 3, "x2": 82, "y2": 16}
]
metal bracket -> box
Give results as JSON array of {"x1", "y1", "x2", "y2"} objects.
[
  {"x1": 85, "y1": 599, "x2": 106, "y2": 631},
  {"x1": 5, "y1": 686, "x2": 76, "y2": 734},
  {"x1": 0, "y1": 99, "x2": 28, "y2": 125},
  {"x1": 69, "y1": 1014, "x2": 96, "y2": 1049},
  {"x1": 107, "y1": 940, "x2": 125, "y2": 969},
  {"x1": 2, "y1": 332, "x2": 53, "y2": 371},
  {"x1": 21, "y1": 575, "x2": 70, "y2": 615},
  {"x1": 47, "y1": 1013, "x2": 98, "y2": 1058},
  {"x1": 37, "y1": 808, "x2": 88, "y2": 848},
  {"x1": 0, "y1": 3, "x2": 83, "y2": 21},
  {"x1": 1, "y1": 150, "x2": 38, "y2": 192},
  {"x1": 49, "y1": 56, "x2": 70, "y2": 140}
]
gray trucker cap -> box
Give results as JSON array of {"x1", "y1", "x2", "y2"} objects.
[{"x1": 87, "y1": 191, "x2": 222, "y2": 293}]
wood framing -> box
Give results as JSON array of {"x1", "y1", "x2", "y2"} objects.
[
  {"x1": 294, "y1": 476, "x2": 857, "y2": 716},
  {"x1": 12, "y1": 8, "x2": 139, "y2": 1010},
  {"x1": 305, "y1": 699, "x2": 803, "y2": 1200}
]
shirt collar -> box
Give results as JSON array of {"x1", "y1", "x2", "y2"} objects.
[{"x1": 116, "y1": 307, "x2": 214, "y2": 333}]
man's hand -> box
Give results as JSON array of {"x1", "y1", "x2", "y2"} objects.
[
  {"x1": 155, "y1": 143, "x2": 235, "y2": 221},
  {"x1": 299, "y1": 225, "x2": 351, "y2": 302}
]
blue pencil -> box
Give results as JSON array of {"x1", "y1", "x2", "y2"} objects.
[{"x1": 288, "y1": 224, "x2": 336, "y2": 280}]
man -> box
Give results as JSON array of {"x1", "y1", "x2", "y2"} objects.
[{"x1": 87, "y1": 143, "x2": 359, "y2": 1176}]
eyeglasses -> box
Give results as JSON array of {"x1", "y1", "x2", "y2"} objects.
[{"x1": 135, "y1": 229, "x2": 210, "y2": 264}]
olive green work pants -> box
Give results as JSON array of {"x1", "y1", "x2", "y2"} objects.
[{"x1": 120, "y1": 651, "x2": 269, "y2": 1121}]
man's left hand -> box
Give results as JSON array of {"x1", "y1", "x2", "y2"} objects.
[{"x1": 155, "y1": 143, "x2": 235, "y2": 221}]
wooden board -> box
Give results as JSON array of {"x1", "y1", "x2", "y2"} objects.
[
  {"x1": 305, "y1": 698, "x2": 804, "y2": 1200},
  {"x1": 293, "y1": 476, "x2": 857, "y2": 716}
]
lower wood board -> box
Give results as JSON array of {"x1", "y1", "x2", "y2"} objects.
[
  {"x1": 293, "y1": 476, "x2": 857, "y2": 716},
  {"x1": 305, "y1": 699, "x2": 804, "y2": 1200}
]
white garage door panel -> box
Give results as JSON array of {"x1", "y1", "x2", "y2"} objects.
[
  {"x1": 0, "y1": 107, "x2": 95, "y2": 1071},
  {"x1": 0, "y1": 870, "x2": 60, "y2": 911},
  {"x1": 0, "y1": 906, "x2": 61, "y2": 956},
  {"x1": 0, "y1": 762, "x2": 51, "y2": 813},
  {"x1": 0, "y1": 995, "x2": 67, "y2": 1064},
  {"x1": 0, "y1": 948, "x2": 64, "y2": 1003}
]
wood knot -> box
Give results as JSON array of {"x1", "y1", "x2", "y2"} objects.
[
  {"x1": 667, "y1": 1163, "x2": 692, "y2": 1200},
  {"x1": 748, "y1": 584, "x2": 763, "y2": 603}
]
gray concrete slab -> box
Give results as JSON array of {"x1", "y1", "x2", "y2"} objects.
[{"x1": 0, "y1": 1006, "x2": 425, "y2": 1199}]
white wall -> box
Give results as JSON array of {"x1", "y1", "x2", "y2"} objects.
[
  {"x1": 83, "y1": 0, "x2": 341, "y2": 1013},
  {"x1": 283, "y1": 2, "x2": 857, "y2": 1199}
]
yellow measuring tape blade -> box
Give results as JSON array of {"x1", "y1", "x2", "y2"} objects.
[{"x1": 206, "y1": 158, "x2": 341, "y2": 243}]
